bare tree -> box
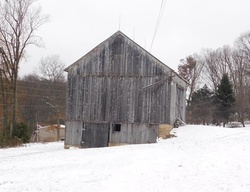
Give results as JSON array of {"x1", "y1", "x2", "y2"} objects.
[
  {"x1": 0, "y1": 0, "x2": 49, "y2": 138},
  {"x1": 178, "y1": 55, "x2": 203, "y2": 106},
  {"x1": 201, "y1": 49, "x2": 218, "y2": 90},
  {"x1": 232, "y1": 33, "x2": 250, "y2": 126},
  {"x1": 200, "y1": 34, "x2": 250, "y2": 126},
  {"x1": 235, "y1": 32, "x2": 250, "y2": 61},
  {"x1": 179, "y1": 31, "x2": 250, "y2": 125},
  {"x1": 230, "y1": 50, "x2": 248, "y2": 126},
  {"x1": 202, "y1": 48, "x2": 231, "y2": 91},
  {"x1": 38, "y1": 55, "x2": 66, "y2": 83},
  {"x1": 37, "y1": 55, "x2": 66, "y2": 140}
]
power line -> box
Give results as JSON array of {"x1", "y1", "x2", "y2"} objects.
[
  {"x1": 0, "y1": 91, "x2": 66, "y2": 99},
  {"x1": 0, "y1": 103, "x2": 65, "y2": 108},
  {"x1": 18, "y1": 79, "x2": 66, "y2": 87},
  {"x1": 18, "y1": 85, "x2": 65, "y2": 92},
  {"x1": 150, "y1": 0, "x2": 167, "y2": 52},
  {"x1": 0, "y1": 83, "x2": 66, "y2": 92},
  {"x1": 0, "y1": 79, "x2": 66, "y2": 87}
]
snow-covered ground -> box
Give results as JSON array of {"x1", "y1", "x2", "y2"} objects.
[{"x1": 1, "y1": 125, "x2": 250, "y2": 192}]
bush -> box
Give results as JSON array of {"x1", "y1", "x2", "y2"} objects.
[
  {"x1": 0, "y1": 133, "x2": 4, "y2": 148},
  {"x1": 0, "y1": 135, "x2": 23, "y2": 148},
  {"x1": 13, "y1": 122, "x2": 30, "y2": 143}
]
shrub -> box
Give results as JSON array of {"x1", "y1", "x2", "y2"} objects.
[{"x1": 13, "y1": 122, "x2": 30, "y2": 143}]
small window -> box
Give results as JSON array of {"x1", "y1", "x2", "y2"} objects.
[{"x1": 113, "y1": 124, "x2": 121, "y2": 132}]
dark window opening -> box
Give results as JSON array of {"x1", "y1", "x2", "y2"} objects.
[{"x1": 113, "y1": 124, "x2": 121, "y2": 132}]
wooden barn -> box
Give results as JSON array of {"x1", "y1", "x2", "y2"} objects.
[{"x1": 64, "y1": 31, "x2": 187, "y2": 148}]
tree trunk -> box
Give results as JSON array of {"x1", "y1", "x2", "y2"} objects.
[
  {"x1": 241, "y1": 120, "x2": 245, "y2": 127},
  {"x1": 1, "y1": 78, "x2": 9, "y2": 139},
  {"x1": 13, "y1": 77, "x2": 18, "y2": 136},
  {"x1": 57, "y1": 117, "x2": 60, "y2": 141},
  {"x1": 9, "y1": 72, "x2": 18, "y2": 137},
  {"x1": 223, "y1": 122, "x2": 226, "y2": 127}
]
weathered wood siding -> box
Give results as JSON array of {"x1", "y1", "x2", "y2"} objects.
[
  {"x1": 66, "y1": 33, "x2": 173, "y2": 124},
  {"x1": 66, "y1": 33, "x2": 170, "y2": 77},
  {"x1": 65, "y1": 121, "x2": 82, "y2": 147},
  {"x1": 67, "y1": 75, "x2": 171, "y2": 123},
  {"x1": 82, "y1": 123, "x2": 110, "y2": 148},
  {"x1": 109, "y1": 123, "x2": 158, "y2": 144},
  {"x1": 170, "y1": 76, "x2": 187, "y2": 124}
]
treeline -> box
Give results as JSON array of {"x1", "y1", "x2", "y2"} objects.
[
  {"x1": 0, "y1": 0, "x2": 49, "y2": 147},
  {"x1": 19, "y1": 74, "x2": 66, "y2": 128},
  {"x1": 179, "y1": 32, "x2": 250, "y2": 126},
  {"x1": 0, "y1": 55, "x2": 66, "y2": 147}
]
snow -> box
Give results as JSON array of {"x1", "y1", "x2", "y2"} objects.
[{"x1": 1, "y1": 124, "x2": 250, "y2": 192}]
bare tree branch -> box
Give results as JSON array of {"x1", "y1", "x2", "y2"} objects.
[{"x1": 0, "y1": 0, "x2": 49, "y2": 137}]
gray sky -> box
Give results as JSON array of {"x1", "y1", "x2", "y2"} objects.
[{"x1": 20, "y1": 0, "x2": 250, "y2": 76}]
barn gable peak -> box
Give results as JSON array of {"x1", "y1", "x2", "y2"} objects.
[
  {"x1": 64, "y1": 30, "x2": 169, "y2": 72},
  {"x1": 64, "y1": 30, "x2": 186, "y2": 87},
  {"x1": 64, "y1": 30, "x2": 127, "y2": 72}
]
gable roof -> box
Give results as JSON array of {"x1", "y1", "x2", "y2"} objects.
[{"x1": 64, "y1": 30, "x2": 187, "y2": 85}]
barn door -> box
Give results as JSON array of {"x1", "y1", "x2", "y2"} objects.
[{"x1": 81, "y1": 123, "x2": 110, "y2": 148}]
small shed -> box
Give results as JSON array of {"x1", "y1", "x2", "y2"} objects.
[
  {"x1": 64, "y1": 31, "x2": 187, "y2": 148},
  {"x1": 37, "y1": 125, "x2": 65, "y2": 142}
]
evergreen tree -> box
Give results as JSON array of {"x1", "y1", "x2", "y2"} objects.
[
  {"x1": 214, "y1": 74, "x2": 235, "y2": 127},
  {"x1": 191, "y1": 85, "x2": 214, "y2": 125},
  {"x1": 13, "y1": 122, "x2": 30, "y2": 143}
]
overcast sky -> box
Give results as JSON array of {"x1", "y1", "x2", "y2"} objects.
[{"x1": 20, "y1": 0, "x2": 250, "y2": 76}]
